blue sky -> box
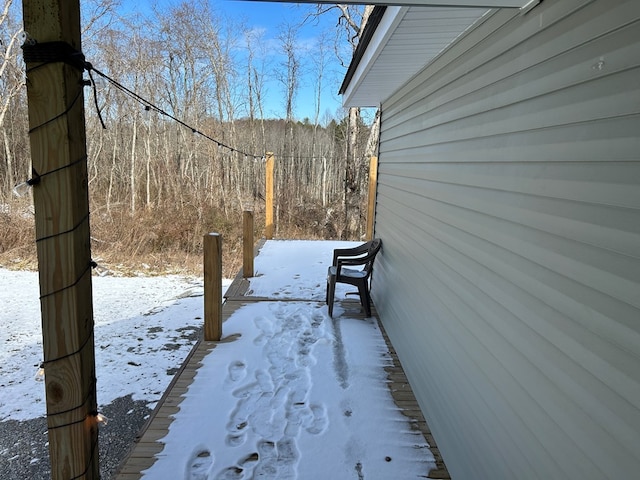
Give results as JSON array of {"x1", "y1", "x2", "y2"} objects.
[
  {"x1": 119, "y1": 0, "x2": 352, "y2": 122},
  {"x1": 228, "y1": 0, "x2": 349, "y2": 121}
]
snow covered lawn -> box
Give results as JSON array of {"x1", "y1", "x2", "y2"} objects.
[{"x1": 0, "y1": 271, "x2": 211, "y2": 421}]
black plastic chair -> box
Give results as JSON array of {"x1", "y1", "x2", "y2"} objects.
[{"x1": 326, "y1": 238, "x2": 382, "y2": 317}]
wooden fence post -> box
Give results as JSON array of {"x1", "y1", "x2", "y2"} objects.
[
  {"x1": 366, "y1": 156, "x2": 379, "y2": 240},
  {"x1": 265, "y1": 152, "x2": 274, "y2": 239},
  {"x1": 21, "y1": 2, "x2": 99, "y2": 478},
  {"x1": 204, "y1": 233, "x2": 222, "y2": 341},
  {"x1": 243, "y1": 211, "x2": 254, "y2": 278}
]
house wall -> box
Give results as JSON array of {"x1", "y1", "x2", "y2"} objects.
[{"x1": 371, "y1": 0, "x2": 640, "y2": 478}]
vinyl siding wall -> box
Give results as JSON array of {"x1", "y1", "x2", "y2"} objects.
[{"x1": 371, "y1": 0, "x2": 640, "y2": 478}]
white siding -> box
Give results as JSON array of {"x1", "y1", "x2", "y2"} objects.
[{"x1": 371, "y1": 0, "x2": 640, "y2": 478}]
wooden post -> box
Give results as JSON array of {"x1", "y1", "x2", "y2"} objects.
[
  {"x1": 243, "y1": 210, "x2": 254, "y2": 278},
  {"x1": 22, "y1": 2, "x2": 99, "y2": 479},
  {"x1": 265, "y1": 152, "x2": 274, "y2": 239},
  {"x1": 204, "y1": 233, "x2": 222, "y2": 341},
  {"x1": 366, "y1": 156, "x2": 379, "y2": 240}
]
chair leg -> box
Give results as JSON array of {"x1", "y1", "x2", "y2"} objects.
[
  {"x1": 357, "y1": 281, "x2": 371, "y2": 317},
  {"x1": 327, "y1": 275, "x2": 337, "y2": 317},
  {"x1": 325, "y1": 278, "x2": 329, "y2": 305}
]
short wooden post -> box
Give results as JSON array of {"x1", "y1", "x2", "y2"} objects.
[
  {"x1": 204, "y1": 233, "x2": 222, "y2": 341},
  {"x1": 22, "y1": 1, "x2": 99, "y2": 478},
  {"x1": 366, "y1": 156, "x2": 379, "y2": 240},
  {"x1": 265, "y1": 152, "x2": 274, "y2": 239},
  {"x1": 243, "y1": 210, "x2": 254, "y2": 278}
]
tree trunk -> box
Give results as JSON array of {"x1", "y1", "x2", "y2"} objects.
[
  {"x1": 145, "y1": 131, "x2": 152, "y2": 209},
  {"x1": 130, "y1": 115, "x2": 137, "y2": 214},
  {"x1": 3, "y1": 129, "x2": 14, "y2": 191},
  {"x1": 343, "y1": 106, "x2": 360, "y2": 239},
  {"x1": 364, "y1": 109, "x2": 381, "y2": 158},
  {"x1": 107, "y1": 139, "x2": 117, "y2": 213},
  {"x1": 322, "y1": 155, "x2": 327, "y2": 208}
]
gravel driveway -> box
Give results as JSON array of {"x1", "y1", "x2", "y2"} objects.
[{"x1": 0, "y1": 395, "x2": 152, "y2": 479}]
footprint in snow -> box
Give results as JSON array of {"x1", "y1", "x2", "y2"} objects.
[
  {"x1": 253, "y1": 316, "x2": 275, "y2": 346},
  {"x1": 255, "y1": 369, "x2": 274, "y2": 393},
  {"x1": 232, "y1": 381, "x2": 262, "y2": 399},
  {"x1": 225, "y1": 432, "x2": 247, "y2": 447},
  {"x1": 277, "y1": 437, "x2": 300, "y2": 466},
  {"x1": 257, "y1": 439, "x2": 277, "y2": 459},
  {"x1": 311, "y1": 311, "x2": 324, "y2": 328},
  {"x1": 239, "y1": 452, "x2": 259, "y2": 468},
  {"x1": 306, "y1": 404, "x2": 329, "y2": 435},
  {"x1": 214, "y1": 466, "x2": 244, "y2": 480},
  {"x1": 254, "y1": 316, "x2": 274, "y2": 334},
  {"x1": 227, "y1": 361, "x2": 247, "y2": 384},
  {"x1": 186, "y1": 448, "x2": 214, "y2": 480},
  {"x1": 252, "y1": 440, "x2": 278, "y2": 478}
]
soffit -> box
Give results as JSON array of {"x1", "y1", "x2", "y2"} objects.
[{"x1": 341, "y1": 6, "x2": 490, "y2": 107}]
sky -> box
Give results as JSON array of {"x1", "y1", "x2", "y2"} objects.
[
  {"x1": 7, "y1": 0, "x2": 355, "y2": 122},
  {"x1": 0, "y1": 240, "x2": 438, "y2": 479},
  {"x1": 119, "y1": 0, "x2": 355, "y2": 122},
  {"x1": 210, "y1": 0, "x2": 357, "y2": 122}
]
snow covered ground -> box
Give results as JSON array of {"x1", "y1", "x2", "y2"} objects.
[
  {"x1": 0, "y1": 240, "x2": 437, "y2": 479},
  {"x1": 0, "y1": 270, "x2": 214, "y2": 421}
]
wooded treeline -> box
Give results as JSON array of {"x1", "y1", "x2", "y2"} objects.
[{"x1": 1, "y1": 0, "x2": 374, "y2": 275}]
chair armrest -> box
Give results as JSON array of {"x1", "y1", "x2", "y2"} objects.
[
  {"x1": 335, "y1": 247, "x2": 379, "y2": 276},
  {"x1": 332, "y1": 243, "x2": 370, "y2": 265}
]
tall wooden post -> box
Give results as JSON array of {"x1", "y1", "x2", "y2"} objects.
[
  {"x1": 204, "y1": 233, "x2": 222, "y2": 341},
  {"x1": 366, "y1": 156, "x2": 379, "y2": 240},
  {"x1": 265, "y1": 152, "x2": 274, "y2": 239},
  {"x1": 243, "y1": 210, "x2": 254, "y2": 278},
  {"x1": 21, "y1": 1, "x2": 99, "y2": 478}
]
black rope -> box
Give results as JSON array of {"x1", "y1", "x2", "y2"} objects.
[
  {"x1": 46, "y1": 379, "x2": 96, "y2": 421},
  {"x1": 21, "y1": 40, "x2": 345, "y2": 166},
  {"x1": 88, "y1": 65, "x2": 264, "y2": 160},
  {"x1": 36, "y1": 210, "x2": 90, "y2": 244},
  {"x1": 69, "y1": 435, "x2": 100, "y2": 480},
  {"x1": 21, "y1": 42, "x2": 86, "y2": 134},
  {"x1": 39, "y1": 261, "x2": 94, "y2": 301},
  {"x1": 28, "y1": 87, "x2": 83, "y2": 134},
  {"x1": 41, "y1": 321, "x2": 94, "y2": 366},
  {"x1": 22, "y1": 41, "x2": 86, "y2": 72},
  {"x1": 47, "y1": 415, "x2": 88, "y2": 431},
  {"x1": 24, "y1": 155, "x2": 87, "y2": 194},
  {"x1": 86, "y1": 66, "x2": 106, "y2": 129}
]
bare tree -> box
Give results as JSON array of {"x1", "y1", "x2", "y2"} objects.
[
  {"x1": 311, "y1": 30, "x2": 329, "y2": 138},
  {"x1": 305, "y1": 5, "x2": 378, "y2": 239},
  {"x1": 278, "y1": 23, "x2": 301, "y2": 156},
  {"x1": 308, "y1": 4, "x2": 367, "y2": 65},
  {"x1": 0, "y1": 0, "x2": 24, "y2": 193},
  {"x1": 2, "y1": 0, "x2": 364, "y2": 274},
  {"x1": 81, "y1": 0, "x2": 120, "y2": 43},
  {"x1": 244, "y1": 26, "x2": 269, "y2": 153}
]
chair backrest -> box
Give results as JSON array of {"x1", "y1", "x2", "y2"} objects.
[
  {"x1": 333, "y1": 238, "x2": 382, "y2": 278},
  {"x1": 362, "y1": 238, "x2": 382, "y2": 277}
]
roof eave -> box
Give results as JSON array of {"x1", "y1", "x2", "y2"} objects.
[{"x1": 339, "y1": 6, "x2": 407, "y2": 108}]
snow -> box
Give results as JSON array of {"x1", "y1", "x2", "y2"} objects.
[
  {"x1": 0, "y1": 270, "x2": 215, "y2": 421},
  {"x1": 0, "y1": 240, "x2": 437, "y2": 479},
  {"x1": 246, "y1": 240, "x2": 348, "y2": 301}
]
